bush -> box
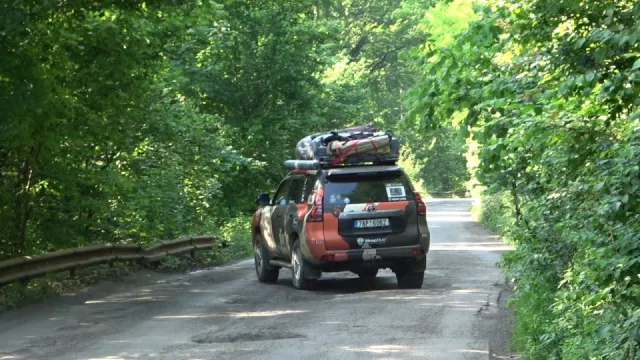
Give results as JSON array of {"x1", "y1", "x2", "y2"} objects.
[
  {"x1": 214, "y1": 216, "x2": 254, "y2": 264},
  {"x1": 186, "y1": 216, "x2": 253, "y2": 267},
  {"x1": 473, "y1": 191, "x2": 514, "y2": 237},
  {"x1": 490, "y1": 129, "x2": 640, "y2": 360},
  {"x1": 405, "y1": 0, "x2": 640, "y2": 357},
  {"x1": 471, "y1": 128, "x2": 640, "y2": 360}
]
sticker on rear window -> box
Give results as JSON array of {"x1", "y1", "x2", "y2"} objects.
[{"x1": 386, "y1": 183, "x2": 407, "y2": 201}]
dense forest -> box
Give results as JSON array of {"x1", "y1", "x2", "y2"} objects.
[
  {"x1": 2, "y1": 0, "x2": 639, "y2": 358},
  {"x1": 0, "y1": 0, "x2": 470, "y2": 262}
]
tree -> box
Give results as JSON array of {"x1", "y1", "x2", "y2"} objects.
[
  {"x1": 405, "y1": 0, "x2": 640, "y2": 357},
  {"x1": 0, "y1": 0, "x2": 470, "y2": 267}
]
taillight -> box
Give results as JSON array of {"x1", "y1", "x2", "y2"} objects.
[
  {"x1": 321, "y1": 254, "x2": 335, "y2": 261},
  {"x1": 414, "y1": 191, "x2": 427, "y2": 216},
  {"x1": 308, "y1": 188, "x2": 324, "y2": 222}
]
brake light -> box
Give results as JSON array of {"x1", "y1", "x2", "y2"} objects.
[
  {"x1": 321, "y1": 254, "x2": 335, "y2": 261},
  {"x1": 414, "y1": 191, "x2": 427, "y2": 216},
  {"x1": 308, "y1": 188, "x2": 324, "y2": 222}
]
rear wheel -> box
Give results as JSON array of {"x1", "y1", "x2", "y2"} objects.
[
  {"x1": 396, "y1": 271, "x2": 424, "y2": 289},
  {"x1": 395, "y1": 257, "x2": 426, "y2": 289},
  {"x1": 254, "y1": 235, "x2": 279, "y2": 283},
  {"x1": 291, "y1": 240, "x2": 318, "y2": 290}
]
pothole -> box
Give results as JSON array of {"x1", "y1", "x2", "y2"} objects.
[
  {"x1": 56, "y1": 322, "x2": 96, "y2": 332},
  {"x1": 192, "y1": 330, "x2": 305, "y2": 344}
]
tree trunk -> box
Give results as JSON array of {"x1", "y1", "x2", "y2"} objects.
[
  {"x1": 12, "y1": 158, "x2": 31, "y2": 257},
  {"x1": 11, "y1": 143, "x2": 43, "y2": 257}
]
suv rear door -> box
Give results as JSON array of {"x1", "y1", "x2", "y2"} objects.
[
  {"x1": 282, "y1": 175, "x2": 309, "y2": 257},
  {"x1": 322, "y1": 168, "x2": 420, "y2": 250},
  {"x1": 270, "y1": 177, "x2": 293, "y2": 255}
]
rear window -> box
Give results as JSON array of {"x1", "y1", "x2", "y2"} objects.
[{"x1": 324, "y1": 172, "x2": 414, "y2": 204}]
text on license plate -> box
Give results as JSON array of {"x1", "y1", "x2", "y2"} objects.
[{"x1": 354, "y1": 218, "x2": 390, "y2": 228}]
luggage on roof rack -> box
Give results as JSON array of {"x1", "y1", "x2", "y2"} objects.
[{"x1": 292, "y1": 124, "x2": 400, "y2": 169}]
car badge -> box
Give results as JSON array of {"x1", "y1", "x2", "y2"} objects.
[{"x1": 365, "y1": 204, "x2": 376, "y2": 212}]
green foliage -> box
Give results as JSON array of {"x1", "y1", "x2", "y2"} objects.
[
  {"x1": 164, "y1": 216, "x2": 253, "y2": 268},
  {"x1": 400, "y1": 127, "x2": 470, "y2": 194},
  {"x1": 0, "y1": 1, "x2": 253, "y2": 257},
  {"x1": 0, "y1": 0, "x2": 472, "y2": 311},
  {"x1": 214, "y1": 216, "x2": 254, "y2": 264},
  {"x1": 474, "y1": 191, "x2": 514, "y2": 237},
  {"x1": 316, "y1": 0, "x2": 471, "y2": 194},
  {"x1": 406, "y1": 0, "x2": 640, "y2": 358},
  {"x1": 0, "y1": 0, "x2": 336, "y2": 260}
]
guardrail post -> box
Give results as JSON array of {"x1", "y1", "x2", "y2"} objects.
[
  {"x1": 70, "y1": 267, "x2": 76, "y2": 278},
  {"x1": 190, "y1": 249, "x2": 196, "y2": 260}
]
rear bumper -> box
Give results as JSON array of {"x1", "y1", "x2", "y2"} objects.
[
  {"x1": 300, "y1": 223, "x2": 430, "y2": 271},
  {"x1": 305, "y1": 244, "x2": 426, "y2": 266}
]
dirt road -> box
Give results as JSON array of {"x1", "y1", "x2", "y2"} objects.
[{"x1": 0, "y1": 199, "x2": 516, "y2": 360}]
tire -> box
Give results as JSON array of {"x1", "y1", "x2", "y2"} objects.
[
  {"x1": 395, "y1": 257, "x2": 426, "y2": 289},
  {"x1": 254, "y1": 235, "x2": 279, "y2": 283},
  {"x1": 356, "y1": 268, "x2": 379, "y2": 279},
  {"x1": 291, "y1": 240, "x2": 318, "y2": 290},
  {"x1": 396, "y1": 271, "x2": 424, "y2": 289}
]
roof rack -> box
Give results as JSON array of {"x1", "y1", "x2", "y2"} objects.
[
  {"x1": 291, "y1": 124, "x2": 401, "y2": 170},
  {"x1": 284, "y1": 157, "x2": 398, "y2": 170}
]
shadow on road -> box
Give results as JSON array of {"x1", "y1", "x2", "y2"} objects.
[{"x1": 269, "y1": 273, "x2": 403, "y2": 294}]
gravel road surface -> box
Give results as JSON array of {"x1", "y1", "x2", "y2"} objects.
[{"x1": 0, "y1": 199, "x2": 516, "y2": 360}]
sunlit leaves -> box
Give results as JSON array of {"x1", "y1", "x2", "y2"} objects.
[
  {"x1": 1, "y1": 0, "x2": 449, "y2": 262},
  {"x1": 0, "y1": 1, "x2": 250, "y2": 257},
  {"x1": 404, "y1": 0, "x2": 640, "y2": 357}
]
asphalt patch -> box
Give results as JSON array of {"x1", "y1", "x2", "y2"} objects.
[{"x1": 192, "y1": 330, "x2": 305, "y2": 344}]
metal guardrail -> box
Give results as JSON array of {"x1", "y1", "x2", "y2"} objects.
[{"x1": 0, "y1": 236, "x2": 216, "y2": 287}]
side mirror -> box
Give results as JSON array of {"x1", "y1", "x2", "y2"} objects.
[{"x1": 256, "y1": 193, "x2": 270, "y2": 206}]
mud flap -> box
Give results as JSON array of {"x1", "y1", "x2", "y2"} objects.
[
  {"x1": 392, "y1": 255, "x2": 426, "y2": 275},
  {"x1": 305, "y1": 265, "x2": 322, "y2": 279},
  {"x1": 412, "y1": 255, "x2": 427, "y2": 272}
]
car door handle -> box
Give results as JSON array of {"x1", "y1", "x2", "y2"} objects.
[{"x1": 276, "y1": 213, "x2": 282, "y2": 217}]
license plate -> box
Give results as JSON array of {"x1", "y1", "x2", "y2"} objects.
[{"x1": 354, "y1": 218, "x2": 390, "y2": 228}]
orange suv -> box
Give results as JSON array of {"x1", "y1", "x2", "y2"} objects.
[{"x1": 252, "y1": 164, "x2": 430, "y2": 290}]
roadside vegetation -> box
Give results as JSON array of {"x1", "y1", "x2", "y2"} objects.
[{"x1": 405, "y1": 0, "x2": 640, "y2": 358}]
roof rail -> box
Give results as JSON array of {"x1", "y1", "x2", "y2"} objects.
[
  {"x1": 284, "y1": 160, "x2": 320, "y2": 170},
  {"x1": 284, "y1": 158, "x2": 398, "y2": 170}
]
